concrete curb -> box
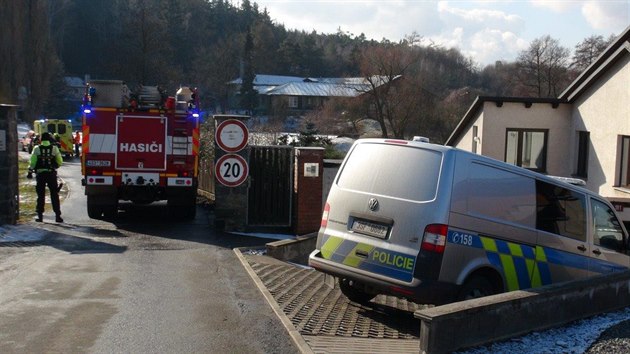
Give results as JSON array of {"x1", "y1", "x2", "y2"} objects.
[
  {"x1": 415, "y1": 270, "x2": 630, "y2": 354},
  {"x1": 233, "y1": 247, "x2": 315, "y2": 354},
  {"x1": 266, "y1": 232, "x2": 317, "y2": 264}
]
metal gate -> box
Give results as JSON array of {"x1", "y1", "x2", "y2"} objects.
[{"x1": 247, "y1": 146, "x2": 294, "y2": 227}]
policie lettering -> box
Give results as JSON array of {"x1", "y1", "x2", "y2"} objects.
[
  {"x1": 119, "y1": 142, "x2": 163, "y2": 153},
  {"x1": 372, "y1": 250, "x2": 414, "y2": 271}
]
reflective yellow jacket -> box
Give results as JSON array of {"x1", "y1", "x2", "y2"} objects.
[{"x1": 29, "y1": 140, "x2": 63, "y2": 173}]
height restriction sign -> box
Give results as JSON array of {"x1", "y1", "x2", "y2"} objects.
[
  {"x1": 216, "y1": 119, "x2": 248, "y2": 152},
  {"x1": 215, "y1": 154, "x2": 249, "y2": 187}
]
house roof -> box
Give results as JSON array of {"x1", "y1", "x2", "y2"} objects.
[
  {"x1": 444, "y1": 96, "x2": 565, "y2": 146},
  {"x1": 560, "y1": 25, "x2": 630, "y2": 102},
  {"x1": 266, "y1": 81, "x2": 370, "y2": 97},
  {"x1": 64, "y1": 76, "x2": 84, "y2": 87},
  {"x1": 229, "y1": 74, "x2": 305, "y2": 86},
  {"x1": 231, "y1": 74, "x2": 400, "y2": 98},
  {"x1": 446, "y1": 25, "x2": 630, "y2": 147}
]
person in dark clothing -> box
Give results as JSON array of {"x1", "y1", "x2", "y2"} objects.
[
  {"x1": 73, "y1": 130, "x2": 82, "y2": 157},
  {"x1": 28, "y1": 132, "x2": 64, "y2": 222}
]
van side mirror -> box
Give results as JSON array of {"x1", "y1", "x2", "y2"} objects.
[{"x1": 600, "y1": 235, "x2": 621, "y2": 251}]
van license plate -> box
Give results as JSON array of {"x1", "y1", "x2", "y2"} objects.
[{"x1": 352, "y1": 220, "x2": 388, "y2": 239}]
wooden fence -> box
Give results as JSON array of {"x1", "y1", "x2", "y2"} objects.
[{"x1": 197, "y1": 158, "x2": 215, "y2": 201}]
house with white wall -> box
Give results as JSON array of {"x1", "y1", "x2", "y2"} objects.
[{"x1": 446, "y1": 26, "x2": 630, "y2": 223}]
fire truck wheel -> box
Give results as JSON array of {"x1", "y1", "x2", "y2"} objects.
[
  {"x1": 87, "y1": 197, "x2": 103, "y2": 219},
  {"x1": 182, "y1": 203, "x2": 196, "y2": 220},
  {"x1": 168, "y1": 196, "x2": 196, "y2": 220},
  {"x1": 103, "y1": 204, "x2": 118, "y2": 220},
  {"x1": 168, "y1": 203, "x2": 196, "y2": 220}
]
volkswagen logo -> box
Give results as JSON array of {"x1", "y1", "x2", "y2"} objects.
[{"x1": 367, "y1": 198, "x2": 379, "y2": 211}]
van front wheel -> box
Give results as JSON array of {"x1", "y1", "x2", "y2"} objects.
[
  {"x1": 457, "y1": 276, "x2": 497, "y2": 301},
  {"x1": 339, "y1": 278, "x2": 376, "y2": 304}
]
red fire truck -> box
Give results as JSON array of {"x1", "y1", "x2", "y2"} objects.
[{"x1": 81, "y1": 80, "x2": 200, "y2": 219}]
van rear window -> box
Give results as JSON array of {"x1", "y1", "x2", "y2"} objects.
[{"x1": 337, "y1": 143, "x2": 441, "y2": 202}]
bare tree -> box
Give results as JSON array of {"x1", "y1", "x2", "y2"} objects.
[
  {"x1": 304, "y1": 97, "x2": 356, "y2": 137},
  {"x1": 193, "y1": 35, "x2": 242, "y2": 113},
  {"x1": 352, "y1": 43, "x2": 423, "y2": 138},
  {"x1": 517, "y1": 35, "x2": 570, "y2": 97},
  {"x1": 117, "y1": 0, "x2": 169, "y2": 85},
  {"x1": 572, "y1": 35, "x2": 614, "y2": 72},
  {"x1": 0, "y1": 1, "x2": 22, "y2": 102},
  {"x1": 0, "y1": 0, "x2": 61, "y2": 123}
]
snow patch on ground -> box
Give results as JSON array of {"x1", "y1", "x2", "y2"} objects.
[{"x1": 457, "y1": 307, "x2": 630, "y2": 353}]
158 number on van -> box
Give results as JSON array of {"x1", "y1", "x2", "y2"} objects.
[{"x1": 449, "y1": 231, "x2": 474, "y2": 246}]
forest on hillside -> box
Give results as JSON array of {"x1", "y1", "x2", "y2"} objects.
[{"x1": 0, "y1": 0, "x2": 616, "y2": 142}]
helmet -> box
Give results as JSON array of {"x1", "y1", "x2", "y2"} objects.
[{"x1": 41, "y1": 132, "x2": 52, "y2": 142}]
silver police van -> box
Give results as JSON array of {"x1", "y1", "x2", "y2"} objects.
[{"x1": 308, "y1": 139, "x2": 629, "y2": 305}]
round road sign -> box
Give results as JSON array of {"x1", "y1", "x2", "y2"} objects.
[
  {"x1": 216, "y1": 119, "x2": 249, "y2": 152},
  {"x1": 215, "y1": 154, "x2": 249, "y2": 187}
]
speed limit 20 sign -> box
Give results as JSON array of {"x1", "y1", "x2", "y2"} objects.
[{"x1": 215, "y1": 154, "x2": 249, "y2": 187}]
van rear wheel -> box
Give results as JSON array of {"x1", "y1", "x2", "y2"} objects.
[
  {"x1": 457, "y1": 276, "x2": 497, "y2": 301},
  {"x1": 339, "y1": 278, "x2": 376, "y2": 304}
]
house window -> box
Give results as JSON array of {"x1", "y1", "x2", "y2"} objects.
[
  {"x1": 575, "y1": 131, "x2": 589, "y2": 178},
  {"x1": 472, "y1": 126, "x2": 478, "y2": 154},
  {"x1": 505, "y1": 129, "x2": 548, "y2": 172},
  {"x1": 288, "y1": 96, "x2": 298, "y2": 108},
  {"x1": 618, "y1": 136, "x2": 630, "y2": 187}
]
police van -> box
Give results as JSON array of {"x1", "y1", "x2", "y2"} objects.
[{"x1": 308, "y1": 139, "x2": 629, "y2": 305}]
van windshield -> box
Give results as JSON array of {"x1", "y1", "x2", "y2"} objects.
[{"x1": 337, "y1": 142, "x2": 442, "y2": 202}]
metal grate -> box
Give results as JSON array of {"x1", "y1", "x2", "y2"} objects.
[{"x1": 250, "y1": 261, "x2": 426, "y2": 340}]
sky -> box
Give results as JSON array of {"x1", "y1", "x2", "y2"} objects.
[{"x1": 252, "y1": 0, "x2": 630, "y2": 67}]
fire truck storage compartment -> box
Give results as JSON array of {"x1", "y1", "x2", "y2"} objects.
[{"x1": 89, "y1": 80, "x2": 128, "y2": 108}]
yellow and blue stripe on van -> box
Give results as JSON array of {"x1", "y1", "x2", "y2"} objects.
[
  {"x1": 320, "y1": 235, "x2": 416, "y2": 282},
  {"x1": 447, "y1": 230, "x2": 626, "y2": 291}
]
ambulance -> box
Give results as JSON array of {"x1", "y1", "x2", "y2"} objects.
[{"x1": 33, "y1": 119, "x2": 74, "y2": 156}]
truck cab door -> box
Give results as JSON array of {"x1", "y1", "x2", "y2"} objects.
[{"x1": 588, "y1": 198, "x2": 630, "y2": 273}]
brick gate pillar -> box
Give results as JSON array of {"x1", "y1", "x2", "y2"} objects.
[
  {"x1": 293, "y1": 147, "x2": 324, "y2": 235},
  {"x1": 0, "y1": 104, "x2": 19, "y2": 225}
]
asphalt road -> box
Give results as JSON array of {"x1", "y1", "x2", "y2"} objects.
[{"x1": 0, "y1": 152, "x2": 298, "y2": 353}]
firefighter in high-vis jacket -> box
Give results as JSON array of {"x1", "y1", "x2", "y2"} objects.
[{"x1": 28, "y1": 132, "x2": 64, "y2": 222}]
